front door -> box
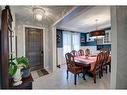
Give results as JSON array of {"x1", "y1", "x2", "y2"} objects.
[{"x1": 25, "y1": 27, "x2": 43, "y2": 70}]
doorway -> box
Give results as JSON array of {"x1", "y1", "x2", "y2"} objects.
[{"x1": 25, "y1": 27, "x2": 43, "y2": 71}]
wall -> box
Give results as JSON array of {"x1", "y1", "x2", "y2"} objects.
[
  {"x1": 80, "y1": 28, "x2": 111, "y2": 54},
  {"x1": 15, "y1": 19, "x2": 50, "y2": 71},
  {"x1": 56, "y1": 29, "x2": 64, "y2": 65},
  {"x1": 110, "y1": 6, "x2": 127, "y2": 89},
  {"x1": 80, "y1": 32, "x2": 99, "y2": 55},
  {"x1": 0, "y1": 6, "x2": 2, "y2": 89}
]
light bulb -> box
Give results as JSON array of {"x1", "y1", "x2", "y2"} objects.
[{"x1": 35, "y1": 14, "x2": 42, "y2": 21}]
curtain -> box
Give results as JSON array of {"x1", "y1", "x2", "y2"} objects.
[
  {"x1": 72, "y1": 32, "x2": 80, "y2": 51},
  {"x1": 63, "y1": 31, "x2": 72, "y2": 57},
  {"x1": 63, "y1": 31, "x2": 80, "y2": 57}
]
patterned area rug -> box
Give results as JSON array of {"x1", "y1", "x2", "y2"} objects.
[
  {"x1": 37, "y1": 69, "x2": 49, "y2": 77},
  {"x1": 31, "y1": 69, "x2": 49, "y2": 80}
]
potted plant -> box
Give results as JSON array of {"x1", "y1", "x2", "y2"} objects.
[
  {"x1": 9, "y1": 57, "x2": 23, "y2": 86},
  {"x1": 17, "y1": 56, "x2": 30, "y2": 78},
  {"x1": 9, "y1": 56, "x2": 30, "y2": 86}
]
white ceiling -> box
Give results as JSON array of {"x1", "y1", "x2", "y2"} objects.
[
  {"x1": 10, "y1": 6, "x2": 73, "y2": 27},
  {"x1": 56, "y1": 6, "x2": 111, "y2": 32}
]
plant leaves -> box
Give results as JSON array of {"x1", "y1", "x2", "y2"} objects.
[
  {"x1": 9, "y1": 64, "x2": 17, "y2": 76},
  {"x1": 16, "y1": 56, "x2": 29, "y2": 68}
]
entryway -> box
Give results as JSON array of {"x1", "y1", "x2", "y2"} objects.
[{"x1": 25, "y1": 27, "x2": 44, "y2": 71}]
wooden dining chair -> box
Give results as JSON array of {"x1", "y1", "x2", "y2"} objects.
[
  {"x1": 85, "y1": 48, "x2": 90, "y2": 56},
  {"x1": 78, "y1": 49, "x2": 84, "y2": 56},
  {"x1": 100, "y1": 48, "x2": 110, "y2": 54},
  {"x1": 86, "y1": 52, "x2": 104, "y2": 83},
  {"x1": 100, "y1": 48, "x2": 111, "y2": 70},
  {"x1": 101, "y1": 51, "x2": 111, "y2": 76},
  {"x1": 65, "y1": 53, "x2": 83, "y2": 85},
  {"x1": 70, "y1": 50, "x2": 78, "y2": 57}
]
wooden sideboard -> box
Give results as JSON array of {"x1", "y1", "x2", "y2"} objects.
[{"x1": 9, "y1": 74, "x2": 33, "y2": 89}]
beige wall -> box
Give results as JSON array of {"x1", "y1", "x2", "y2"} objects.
[{"x1": 15, "y1": 19, "x2": 51, "y2": 71}]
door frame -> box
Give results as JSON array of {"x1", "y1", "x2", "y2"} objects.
[{"x1": 22, "y1": 25, "x2": 46, "y2": 69}]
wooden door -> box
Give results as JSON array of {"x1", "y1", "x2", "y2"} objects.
[{"x1": 25, "y1": 27, "x2": 43, "y2": 70}]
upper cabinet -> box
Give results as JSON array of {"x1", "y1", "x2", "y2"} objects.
[
  {"x1": 96, "y1": 29, "x2": 111, "y2": 45},
  {"x1": 103, "y1": 29, "x2": 111, "y2": 44}
]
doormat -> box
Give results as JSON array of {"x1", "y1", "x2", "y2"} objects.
[{"x1": 37, "y1": 69, "x2": 49, "y2": 77}]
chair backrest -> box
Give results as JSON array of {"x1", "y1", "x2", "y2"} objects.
[
  {"x1": 78, "y1": 49, "x2": 84, "y2": 56},
  {"x1": 70, "y1": 50, "x2": 78, "y2": 57},
  {"x1": 85, "y1": 48, "x2": 90, "y2": 56},
  {"x1": 65, "y1": 53, "x2": 75, "y2": 68},
  {"x1": 93, "y1": 52, "x2": 104, "y2": 72},
  {"x1": 103, "y1": 51, "x2": 110, "y2": 64},
  {"x1": 100, "y1": 48, "x2": 110, "y2": 54}
]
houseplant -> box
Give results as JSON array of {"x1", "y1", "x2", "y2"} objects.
[
  {"x1": 9, "y1": 57, "x2": 23, "y2": 86},
  {"x1": 17, "y1": 56, "x2": 30, "y2": 78},
  {"x1": 9, "y1": 56, "x2": 30, "y2": 86}
]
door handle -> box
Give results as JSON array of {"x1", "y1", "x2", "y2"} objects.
[{"x1": 40, "y1": 50, "x2": 43, "y2": 55}]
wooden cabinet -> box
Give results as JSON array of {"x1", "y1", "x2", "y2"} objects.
[
  {"x1": 103, "y1": 29, "x2": 111, "y2": 44},
  {"x1": 9, "y1": 74, "x2": 33, "y2": 89},
  {"x1": 96, "y1": 29, "x2": 111, "y2": 45}
]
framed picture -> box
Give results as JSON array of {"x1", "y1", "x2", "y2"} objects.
[{"x1": 86, "y1": 33, "x2": 94, "y2": 42}]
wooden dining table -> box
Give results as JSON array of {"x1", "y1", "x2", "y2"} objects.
[{"x1": 74, "y1": 55, "x2": 111, "y2": 79}]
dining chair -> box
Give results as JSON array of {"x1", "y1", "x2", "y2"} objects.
[
  {"x1": 86, "y1": 52, "x2": 104, "y2": 83},
  {"x1": 78, "y1": 49, "x2": 84, "y2": 56},
  {"x1": 70, "y1": 50, "x2": 78, "y2": 57},
  {"x1": 101, "y1": 51, "x2": 111, "y2": 77},
  {"x1": 100, "y1": 48, "x2": 110, "y2": 54},
  {"x1": 65, "y1": 53, "x2": 83, "y2": 85},
  {"x1": 85, "y1": 48, "x2": 90, "y2": 56}
]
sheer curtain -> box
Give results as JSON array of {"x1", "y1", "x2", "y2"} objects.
[
  {"x1": 63, "y1": 31, "x2": 72, "y2": 57},
  {"x1": 72, "y1": 32, "x2": 80, "y2": 51},
  {"x1": 63, "y1": 31, "x2": 80, "y2": 58}
]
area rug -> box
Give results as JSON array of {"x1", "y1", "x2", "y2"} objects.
[
  {"x1": 31, "y1": 69, "x2": 49, "y2": 80},
  {"x1": 37, "y1": 69, "x2": 49, "y2": 77}
]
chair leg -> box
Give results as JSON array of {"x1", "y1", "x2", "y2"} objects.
[
  {"x1": 78, "y1": 74, "x2": 80, "y2": 77},
  {"x1": 66, "y1": 70, "x2": 69, "y2": 79},
  {"x1": 106, "y1": 66, "x2": 108, "y2": 74},
  {"x1": 74, "y1": 74, "x2": 77, "y2": 85},
  {"x1": 101, "y1": 68, "x2": 103, "y2": 77},
  {"x1": 93, "y1": 74, "x2": 96, "y2": 83},
  {"x1": 109, "y1": 64, "x2": 111, "y2": 72},
  {"x1": 83, "y1": 72, "x2": 86, "y2": 80},
  {"x1": 99, "y1": 71, "x2": 101, "y2": 79}
]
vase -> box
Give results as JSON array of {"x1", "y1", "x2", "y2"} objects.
[
  {"x1": 13, "y1": 66, "x2": 23, "y2": 86},
  {"x1": 21, "y1": 68, "x2": 30, "y2": 78}
]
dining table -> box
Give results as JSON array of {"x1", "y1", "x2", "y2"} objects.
[{"x1": 74, "y1": 55, "x2": 111, "y2": 79}]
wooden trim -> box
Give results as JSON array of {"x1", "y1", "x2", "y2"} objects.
[
  {"x1": 0, "y1": 6, "x2": 13, "y2": 89},
  {"x1": 1, "y1": 8, "x2": 9, "y2": 89}
]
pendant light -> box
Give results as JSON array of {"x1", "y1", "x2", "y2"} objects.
[{"x1": 90, "y1": 19, "x2": 105, "y2": 39}]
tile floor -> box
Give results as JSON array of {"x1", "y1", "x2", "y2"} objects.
[{"x1": 32, "y1": 64, "x2": 110, "y2": 89}]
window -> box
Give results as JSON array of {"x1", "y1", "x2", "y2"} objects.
[{"x1": 63, "y1": 31, "x2": 80, "y2": 57}]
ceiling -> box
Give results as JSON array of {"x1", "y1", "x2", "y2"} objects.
[
  {"x1": 56, "y1": 6, "x2": 111, "y2": 32},
  {"x1": 10, "y1": 6, "x2": 74, "y2": 27}
]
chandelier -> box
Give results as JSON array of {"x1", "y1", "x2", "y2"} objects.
[{"x1": 33, "y1": 8, "x2": 45, "y2": 21}]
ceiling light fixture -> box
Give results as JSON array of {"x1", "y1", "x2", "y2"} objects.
[
  {"x1": 33, "y1": 8, "x2": 45, "y2": 21},
  {"x1": 89, "y1": 19, "x2": 105, "y2": 39}
]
